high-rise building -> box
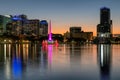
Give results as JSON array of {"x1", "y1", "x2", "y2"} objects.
[
  {"x1": 97, "y1": 7, "x2": 112, "y2": 38},
  {"x1": 6, "y1": 22, "x2": 13, "y2": 35},
  {"x1": 26, "y1": 19, "x2": 39, "y2": 36},
  {"x1": 12, "y1": 14, "x2": 28, "y2": 36},
  {"x1": 0, "y1": 15, "x2": 11, "y2": 35},
  {"x1": 40, "y1": 20, "x2": 48, "y2": 36},
  {"x1": 100, "y1": 7, "x2": 110, "y2": 24}
]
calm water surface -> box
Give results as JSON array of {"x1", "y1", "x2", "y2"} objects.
[{"x1": 0, "y1": 43, "x2": 120, "y2": 80}]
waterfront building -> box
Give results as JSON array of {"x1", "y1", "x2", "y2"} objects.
[
  {"x1": 70, "y1": 27, "x2": 82, "y2": 39},
  {"x1": 40, "y1": 20, "x2": 48, "y2": 37},
  {"x1": 70, "y1": 27, "x2": 82, "y2": 33},
  {"x1": 0, "y1": 15, "x2": 11, "y2": 35},
  {"x1": 97, "y1": 7, "x2": 112, "y2": 38},
  {"x1": 12, "y1": 14, "x2": 28, "y2": 36},
  {"x1": 64, "y1": 31, "x2": 70, "y2": 42},
  {"x1": 6, "y1": 22, "x2": 13, "y2": 35},
  {"x1": 96, "y1": 7, "x2": 112, "y2": 43},
  {"x1": 26, "y1": 19, "x2": 39, "y2": 37},
  {"x1": 113, "y1": 34, "x2": 120, "y2": 38},
  {"x1": 69, "y1": 27, "x2": 93, "y2": 42},
  {"x1": 52, "y1": 33, "x2": 63, "y2": 42}
]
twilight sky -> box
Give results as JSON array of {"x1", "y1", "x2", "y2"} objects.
[{"x1": 0, "y1": 0, "x2": 120, "y2": 36}]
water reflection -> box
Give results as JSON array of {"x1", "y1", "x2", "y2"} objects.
[
  {"x1": 41, "y1": 45, "x2": 48, "y2": 70},
  {"x1": 69, "y1": 44, "x2": 81, "y2": 65},
  {"x1": 97, "y1": 44, "x2": 112, "y2": 80},
  {"x1": 41, "y1": 44, "x2": 53, "y2": 70},
  {"x1": 0, "y1": 43, "x2": 119, "y2": 80},
  {"x1": 0, "y1": 44, "x2": 4, "y2": 62},
  {"x1": 0, "y1": 43, "x2": 42, "y2": 80},
  {"x1": 12, "y1": 56, "x2": 22, "y2": 78}
]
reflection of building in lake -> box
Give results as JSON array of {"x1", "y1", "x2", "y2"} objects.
[
  {"x1": 69, "y1": 44, "x2": 81, "y2": 69},
  {"x1": 41, "y1": 45, "x2": 53, "y2": 70},
  {"x1": 47, "y1": 45, "x2": 53, "y2": 70},
  {"x1": 0, "y1": 44, "x2": 24, "y2": 79},
  {"x1": 40, "y1": 45, "x2": 48, "y2": 69},
  {"x1": 97, "y1": 44, "x2": 112, "y2": 80},
  {"x1": 0, "y1": 44, "x2": 4, "y2": 61},
  {"x1": 0, "y1": 43, "x2": 51, "y2": 79}
]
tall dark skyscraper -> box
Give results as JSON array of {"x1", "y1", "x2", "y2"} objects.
[
  {"x1": 100, "y1": 7, "x2": 110, "y2": 24},
  {"x1": 97, "y1": 7, "x2": 112, "y2": 38}
]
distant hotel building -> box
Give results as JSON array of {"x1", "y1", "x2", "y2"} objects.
[
  {"x1": 64, "y1": 26, "x2": 93, "y2": 42},
  {"x1": 97, "y1": 7, "x2": 112, "y2": 38},
  {"x1": 70, "y1": 27, "x2": 81, "y2": 33}
]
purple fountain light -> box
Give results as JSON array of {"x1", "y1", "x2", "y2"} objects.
[
  {"x1": 48, "y1": 20, "x2": 52, "y2": 41},
  {"x1": 48, "y1": 20, "x2": 53, "y2": 44}
]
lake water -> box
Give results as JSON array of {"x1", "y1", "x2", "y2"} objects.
[{"x1": 0, "y1": 43, "x2": 120, "y2": 80}]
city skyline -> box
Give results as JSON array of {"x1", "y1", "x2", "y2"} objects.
[{"x1": 0, "y1": 0, "x2": 120, "y2": 36}]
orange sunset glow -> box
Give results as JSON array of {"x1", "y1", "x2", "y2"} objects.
[{"x1": 51, "y1": 20, "x2": 120, "y2": 36}]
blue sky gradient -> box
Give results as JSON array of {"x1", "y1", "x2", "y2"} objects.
[{"x1": 0, "y1": 0, "x2": 120, "y2": 35}]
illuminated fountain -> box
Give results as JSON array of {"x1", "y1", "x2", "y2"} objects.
[
  {"x1": 48, "y1": 20, "x2": 54, "y2": 44},
  {"x1": 42, "y1": 20, "x2": 59, "y2": 46}
]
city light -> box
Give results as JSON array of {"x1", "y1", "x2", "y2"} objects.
[{"x1": 12, "y1": 15, "x2": 22, "y2": 21}]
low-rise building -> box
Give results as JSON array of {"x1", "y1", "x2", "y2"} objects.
[{"x1": 69, "y1": 27, "x2": 93, "y2": 42}]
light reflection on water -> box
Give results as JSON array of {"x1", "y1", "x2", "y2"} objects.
[
  {"x1": 0, "y1": 43, "x2": 120, "y2": 80},
  {"x1": 97, "y1": 44, "x2": 111, "y2": 80}
]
